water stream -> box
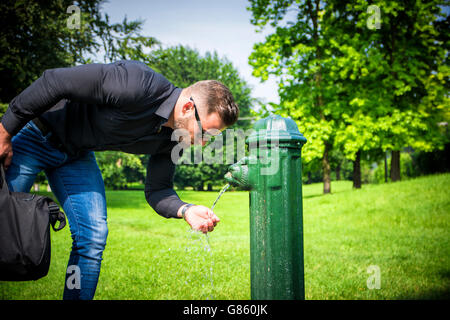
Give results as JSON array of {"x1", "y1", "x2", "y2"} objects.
[
  {"x1": 211, "y1": 183, "x2": 230, "y2": 211},
  {"x1": 182, "y1": 183, "x2": 230, "y2": 300}
]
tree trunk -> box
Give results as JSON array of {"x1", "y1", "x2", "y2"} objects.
[
  {"x1": 390, "y1": 150, "x2": 401, "y2": 182},
  {"x1": 353, "y1": 150, "x2": 361, "y2": 189},
  {"x1": 336, "y1": 163, "x2": 341, "y2": 181},
  {"x1": 323, "y1": 144, "x2": 331, "y2": 194},
  {"x1": 309, "y1": 0, "x2": 331, "y2": 194},
  {"x1": 384, "y1": 150, "x2": 388, "y2": 183},
  {"x1": 207, "y1": 183, "x2": 213, "y2": 191}
]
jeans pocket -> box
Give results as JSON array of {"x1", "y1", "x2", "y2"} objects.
[
  {"x1": 28, "y1": 120, "x2": 55, "y2": 142},
  {"x1": 23, "y1": 122, "x2": 35, "y2": 131},
  {"x1": 13, "y1": 121, "x2": 68, "y2": 165},
  {"x1": 23, "y1": 121, "x2": 46, "y2": 141}
]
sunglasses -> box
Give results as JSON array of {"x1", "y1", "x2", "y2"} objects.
[{"x1": 190, "y1": 97, "x2": 223, "y2": 140}]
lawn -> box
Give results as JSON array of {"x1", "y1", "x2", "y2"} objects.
[{"x1": 0, "y1": 174, "x2": 449, "y2": 300}]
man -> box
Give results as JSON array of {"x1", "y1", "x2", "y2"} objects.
[{"x1": 0, "y1": 60, "x2": 239, "y2": 299}]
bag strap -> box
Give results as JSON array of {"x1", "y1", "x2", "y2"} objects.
[
  {"x1": 0, "y1": 162, "x2": 10, "y2": 192},
  {"x1": 48, "y1": 201, "x2": 66, "y2": 231}
]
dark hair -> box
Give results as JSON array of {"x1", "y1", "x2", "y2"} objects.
[{"x1": 189, "y1": 80, "x2": 239, "y2": 127}]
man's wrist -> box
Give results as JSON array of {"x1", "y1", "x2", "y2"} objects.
[
  {"x1": 0, "y1": 122, "x2": 12, "y2": 139},
  {"x1": 179, "y1": 204, "x2": 195, "y2": 220},
  {"x1": 177, "y1": 204, "x2": 187, "y2": 218},
  {"x1": 1, "y1": 108, "x2": 22, "y2": 137}
]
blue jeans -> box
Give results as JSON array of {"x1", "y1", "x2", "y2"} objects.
[{"x1": 5, "y1": 121, "x2": 108, "y2": 300}]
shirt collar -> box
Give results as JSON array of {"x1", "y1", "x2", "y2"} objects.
[{"x1": 155, "y1": 87, "x2": 182, "y2": 120}]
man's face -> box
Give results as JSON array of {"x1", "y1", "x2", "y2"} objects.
[{"x1": 174, "y1": 98, "x2": 225, "y2": 146}]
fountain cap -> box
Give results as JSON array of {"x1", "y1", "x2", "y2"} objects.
[{"x1": 246, "y1": 115, "x2": 307, "y2": 146}]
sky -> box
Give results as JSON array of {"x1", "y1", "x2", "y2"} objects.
[{"x1": 101, "y1": 0, "x2": 279, "y2": 104}]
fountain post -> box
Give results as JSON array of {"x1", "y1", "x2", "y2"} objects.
[{"x1": 225, "y1": 115, "x2": 307, "y2": 300}]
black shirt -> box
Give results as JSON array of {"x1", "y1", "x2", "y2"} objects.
[{"x1": 1, "y1": 60, "x2": 187, "y2": 219}]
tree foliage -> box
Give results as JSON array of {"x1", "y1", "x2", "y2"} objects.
[
  {"x1": 95, "y1": 151, "x2": 144, "y2": 190},
  {"x1": 248, "y1": 0, "x2": 449, "y2": 191},
  {"x1": 0, "y1": 0, "x2": 157, "y2": 103}
]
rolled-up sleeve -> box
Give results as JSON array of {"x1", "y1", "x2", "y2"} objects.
[{"x1": 144, "y1": 152, "x2": 186, "y2": 219}]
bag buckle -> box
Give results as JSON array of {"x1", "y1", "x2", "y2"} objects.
[{"x1": 48, "y1": 202, "x2": 66, "y2": 231}]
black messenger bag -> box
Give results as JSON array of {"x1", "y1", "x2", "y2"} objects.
[{"x1": 0, "y1": 164, "x2": 66, "y2": 281}]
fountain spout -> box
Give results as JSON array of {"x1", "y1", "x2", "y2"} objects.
[{"x1": 224, "y1": 157, "x2": 252, "y2": 190}]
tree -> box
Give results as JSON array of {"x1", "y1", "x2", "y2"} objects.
[
  {"x1": 0, "y1": 1, "x2": 159, "y2": 189},
  {"x1": 248, "y1": 0, "x2": 344, "y2": 194},
  {"x1": 0, "y1": 0, "x2": 157, "y2": 103},
  {"x1": 248, "y1": 0, "x2": 449, "y2": 191},
  {"x1": 369, "y1": 1, "x2": 448, "y2": 181},
  {"x1": 319, "y1": 0, "x2": 449, "y2": 185},
  {"x1": 95, "y1": 151, "x2": 144, "y2": 190}
]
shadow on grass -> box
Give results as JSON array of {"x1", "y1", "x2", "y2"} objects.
[
  {"x1": 395, "y1": 269, "x2": 450, "y2": 300},
  {"x1": 303, "y1": 193, "x2": 326, "y2": 199},
  {"x1": 303, "y1": 188, "x2": 352, "y2": 199},
  {"x1": 395, "y1": 288, "x2": 450, "y2": 300}
]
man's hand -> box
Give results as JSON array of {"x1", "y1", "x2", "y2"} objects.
[
  {"x1": 180, "y1": 204, "x2": 220, "y2": 234},
  {"x1": 0, "y1": 123, "x2": 13, "y2": 169}
]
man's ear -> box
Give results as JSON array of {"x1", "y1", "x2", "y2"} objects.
[{"x1": 181, "y1": 100, "x2": 194, "y2": 116}]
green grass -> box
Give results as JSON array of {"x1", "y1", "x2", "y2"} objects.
[{"x1": 1, "y1": 174, "x2": 449, "y2": 300}]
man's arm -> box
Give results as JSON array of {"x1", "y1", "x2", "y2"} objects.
[
  {"x1": 1, "y1": 61, "x2": 158, "y2": 137},
  {"x1": 2, "y1": 63, "x2": 105, "y2": 136},
  {"x1": 145, "y1": 153, "x2": 220, "y2": 233},
  {"x1": 0, "y1": 123, "x2": 13, "y2": 168},
  {"x1": 144, "y1": 152, "x2": 187, "y2": 219}
]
